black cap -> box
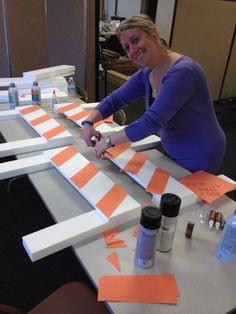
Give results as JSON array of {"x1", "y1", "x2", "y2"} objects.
[
  {"x1": 140, "y1": 206, "x2": 162, "y2": 230},
  {"x1": 160, "y1": 193, "x2": 181, "y2": 217}
]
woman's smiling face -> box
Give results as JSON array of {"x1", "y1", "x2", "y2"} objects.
[{"x1": 120, "y1": 27, "x2": 158, "y2": 68}]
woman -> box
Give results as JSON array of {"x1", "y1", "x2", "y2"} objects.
[{"x1": 82, "y1": 14, "x2": 225, "y2": 173}]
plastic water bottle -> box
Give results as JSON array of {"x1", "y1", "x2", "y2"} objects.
[
  {"x1": 67, "y1": 77, "x2": 76, "y2": 97},
  {"x1": 216, "y1": 209, "x2": 236, "y2": 262},
  {"x1": 134, "y1": 206, "x2": 162, "y2": 269},
  {"x1": 50, "y1": 90, "x2": 57, "y2": 112},
  {"x1": 31, "y1": 81, "x2": 41, "y2": 105},
  {"x1": 8, "y1": 82, "x2": 19, "y2": 109}
]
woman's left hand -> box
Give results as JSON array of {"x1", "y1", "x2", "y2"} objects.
[{"x1": 94, "y1": 138, "x2": 108, "y2": 159}]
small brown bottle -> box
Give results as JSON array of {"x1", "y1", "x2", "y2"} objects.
[{"x1": 185, "y1": 212, "x2": 195, "y2": 239}]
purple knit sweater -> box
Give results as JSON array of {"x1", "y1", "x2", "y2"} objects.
[{"x1": 96, "y1": 56, "x2": 226, "y2": 173}]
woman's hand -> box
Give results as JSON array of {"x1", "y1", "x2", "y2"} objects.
[
  {"x1": 82, "y1": 125, "x2": 98, "y2": 147},
  {"x1": 94, "y1": 137, "x2": 109, "y2": 159}
]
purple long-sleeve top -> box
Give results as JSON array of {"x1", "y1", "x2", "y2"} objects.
[{"x1": 96, "y1": 56, "x2": 226, "y2": 173}]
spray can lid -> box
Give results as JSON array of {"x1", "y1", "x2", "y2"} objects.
[
  {"x1": 140, "y1": 206, "x2": 162, "y2": 230},
  {"x1": 9, "y1": 82, "x2": 16, "y2": 87},
  {"x1": 160, "y1": 193, "x2": 181, "y2": 217},
  {"x1": 33, "y1": 81, "x2": 39, "y2": 86}
]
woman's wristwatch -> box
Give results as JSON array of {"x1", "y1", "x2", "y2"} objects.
[
  {"x1": 104, "y1": 136, "x2": 114, "y2": 148},
  {"x1": 81, "y1": 120, "x2": 93, "y2": 126}
]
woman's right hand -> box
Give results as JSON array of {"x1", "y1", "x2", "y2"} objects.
[{"x1": 82, "y1": 125, "x2": 99, "y2": 147}]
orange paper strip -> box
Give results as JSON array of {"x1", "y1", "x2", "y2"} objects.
[
  {"x1": 98, "y1": 274, "x2": 180, "y2": 304},
  {"x1": 123, "y1": 152, "x2": 148, "y2": 174},
  {"x1": 103, "y1": 227, "x2": 123, "y2": 240},
  {"x1": 43, "y1": 125, "x2": 66, "y2": 140},
  {"x1": 106, "y1": 240, "x2": 127, "y2": 248},
  {"x1": 20, "y1": 105, "x2": 40, "y2": 115},
  {"x1": 30, "y1": 113, "x2": 51, "y2": 126},
  {"x1": 68, "y1": 110, "x2": 91, "y2": 121},
  {"x1": 51, "y1": 146, "x2": 78, "y2": 167},
  {"x1": 96, "y1": 184, "x2": 127, "y2": 218},
  {"x1": 104, "y1": 143, "x2": 131, "y2": 159},
  {"x1": 146, "y1": 168, "x2": 170, "y2": 195},
  {"x1": 103, "y1": 227, "x2": 127, "y2": 248},
  {"x1": 56, "y1": 103, "x2": 80, "y2": 113},
  {"x1": 179, "y1": 170, "x2": 236, "y2": 203},
  {"x1": 106, "y1": 252, "x2": 121, "y2": 272},
  {"x1": 70, "y1": 163, "x2": 99, "y2": 189}
]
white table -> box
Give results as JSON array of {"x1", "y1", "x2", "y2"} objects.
[{"x1": 0, "y1": 100, "x2": 235, "y2": 314}]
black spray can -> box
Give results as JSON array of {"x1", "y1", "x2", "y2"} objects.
[
  {"x1": 134, "y1": 206, "x2": 162, "y2": 268},
  {"x1": 156, "y1": 193, "x2": 181, "y2": 252}
]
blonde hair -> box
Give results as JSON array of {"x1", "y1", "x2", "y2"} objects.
[{"x1": 117, "y1": 14, "x2": 158, "y2": 39}]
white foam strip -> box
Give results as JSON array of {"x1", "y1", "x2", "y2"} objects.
[{"x1": 0, "y1": 155, "x2": 52, "y2": 180}]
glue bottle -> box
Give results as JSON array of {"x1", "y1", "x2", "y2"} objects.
[
  {"x1": 8, "y1": 82, "x2": 19, "y2": 109},
  {"x1": 134, "y1": 206, "x2": 162, "y2": 269},
  {"x1": 50, "y1": 90, "x2": 57, "y2": 112},
  {"x1": 31, "y1": 81, "x2": 41, "y2": 105},
  {"x1": 156, "y1": 193, "x2": 181, "y2": 252},
  {"x1": 216, "y1": 209, "x2": 236, "y2": 262}
]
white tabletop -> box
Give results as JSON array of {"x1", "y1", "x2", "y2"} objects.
[{"x1": 0, "y1": 100, "x2": 235, "y2": 314}]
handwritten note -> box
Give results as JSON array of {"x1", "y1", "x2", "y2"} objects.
[{"x1": 179, "y1": 170, "x2": 236, "y2": 203}]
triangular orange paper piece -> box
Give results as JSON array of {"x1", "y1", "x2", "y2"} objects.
[{"x1": 106, "y1": 252, "x2": 121, "y2": 272}]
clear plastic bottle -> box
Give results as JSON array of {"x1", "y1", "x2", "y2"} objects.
[
  {"x1": 31, "y1": 81, "x2": 41, "y2": 105},
  {"x1": 67, "y1": 77, "x2": 76, "y2": 97},
  {"x1": 134, "y1": 206, "x2": 162, "y2": 269},
  {"x1": 8, "y1": 82, "x2": 19, "y2": 109},
  {"x1": 50, "y1": 90, "x2": 57, "y2": 112},
  {"x1": 156, "y1": 193, "x2": 181, "y2": 252},
  {"x1": 216, "y1": 210, "x2": 236, "y2": 262}
]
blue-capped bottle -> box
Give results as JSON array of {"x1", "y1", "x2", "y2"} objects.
[
  {"x1": 216, "y1": 209, "x2": 236, "y2": 262},
  {"x1": 67, "y1": 77, "x2": 76, "y2": 97},
  {"x1": 31, "y1": 81, "x2": 41, "y2": 105},
  {"x1": 8, "y1": 82, "x2": 19, "y2": 109}
]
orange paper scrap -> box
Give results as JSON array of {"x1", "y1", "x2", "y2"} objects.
[
  {"x1": 71, "y1": 163, "x2": 99, "y2": 189},
  {"x1": 98, "y1": 274, "x2": 180, "y2": 304},
  {"x1": 43, "y1": 125, "x2": 66, "y2": 140},
  {"x1": 56, "y1": 103, "x2": 80, "y2": 113},
  {"x1": 96, "y1": 184, "x2": 128, "y2": 218},
  {"x1": 51, "y1": 146, "x2": 78, "y2": 167},
  {"x1": 106, "y1": 252, "x2": 121, "y2": 272},
  {"x1": 104, "y1": 115, "x2": 113, "y2": 123},
  {"x1": 103, "y1": 227, "x2": 127, "y2": 248},
  {"x1": 104, "y1": 143, "x2": 131, "y2": 159},
  {"x1": 68, "y1": 110, "x2": 91, "y2": 121},
  {"x1": 133, "y1": 224, "x2": 139, "y2": 237},
  {"x1": 123, "y1": 152, "x2": 148, "y2": 174},
  {"x1": 146, "y1": 168, "x2": 170, "y2": 195},
  {"x1": 179, "y1": 170, "x2": 236, "y2": 203},
  {"x1": 20, "y1": 105, "x2": 40, "y2": 115},
  {"x1": 30, "y1": 113, "x2": 51, "y2": 126}
]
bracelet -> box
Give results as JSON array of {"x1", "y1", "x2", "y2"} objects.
[{"x1": 81, "y1": 120, "x2": 93, "y2": 126}]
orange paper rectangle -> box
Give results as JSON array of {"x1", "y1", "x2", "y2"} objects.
[
  {"x1": 179, "y1": 170, "x2": 236, "y2": 203},
  {"x1": 20, "y1": 105, "x2": 40, "y2": 115},
  {"x1": 96, "y1": 183, "x2": 127, "y2": 218},
  {"x1": 30, "y1": 113, "x2": 51, "y2": 126},
  {"x1": 123, "y1": 152, "x2": 148, "y2": 174},
  {"x1": 105, "y1": 143, "x2": 131, "y2": 159},
  {"x1": 70, "y1": 163, "x2": 99, "y2": 189},
  {"x1": 68, "y1": 110, "x2": 91, "y2": 121},
  {"x1": 51, "y1": 146, "x2": 78, "y2": 167},
  {"x1": 98, "y1": 274, "x2": 180, "y2": 304},
  {"x1": 146, "y1": 168, "x2": 170, "y2": 195},
  {"x1": 56, "y1": 103, "x2": 80, "y2": 113},
  {"x1": 43, "y1": 125, "x2": 66, "y2": 140}
]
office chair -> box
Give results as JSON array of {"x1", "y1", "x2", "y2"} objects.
[{"x1": 0, "y1": 282, "x2": 108, "y2": 314}]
